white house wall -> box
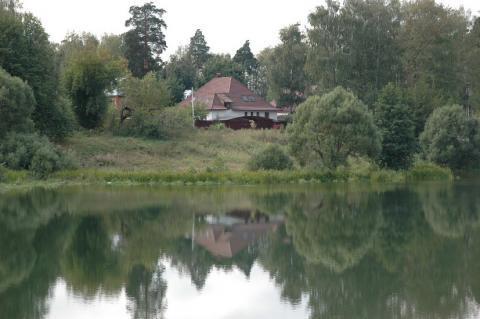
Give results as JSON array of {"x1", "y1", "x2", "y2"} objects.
[{"x1": 206, "y1": 110, "x2": 278, "y2": 121}]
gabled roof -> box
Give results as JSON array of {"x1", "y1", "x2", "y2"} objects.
[{"x1": 182, "y1": 76, "x2": 277, "y2": 111}]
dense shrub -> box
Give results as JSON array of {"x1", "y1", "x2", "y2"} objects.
[
  {"x1": 0, "y1": 165, "x2": 6, "y2": 183},
  {"x1": 420, "y1": 104, "x2": 480, "y2": 169},
  {"x1": 114, "y1": 107, "x2": 194, "y2": 140},
  {"x1": 248, "y1": 145, "x2": 293, "y2": 171},
  {"x1": 407, "y1": 161, "x2": 454, "y2": 181},
  {"x1": 0, "y1": 133, "x2": 74, "y2": 178}
]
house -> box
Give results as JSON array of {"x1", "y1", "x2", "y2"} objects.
[{"x1": 181, "y1": 75, "x2": 279, "y2": 129}]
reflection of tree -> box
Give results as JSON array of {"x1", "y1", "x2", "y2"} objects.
[
  {"x1": 374, "y1": 189, "x2": 422, "y2": 272},
  {"x1": 4, "y1": 185, "x2": 480, "y2": 319},
  {"x1": 126, "y1": 265, "x2": 167, "y2": 319},
  {"x1": 419, "y1": 183, "x2": 480, "y2": 238},
  {"x1": 0, "y1": 226, "x2": 36, "y2": 293},
  {"x1": 285, "y1": 190, "x2": 382, "y2": 273},
  {"x1": 258, "y1": 226, "x2": 307, "y2": 305},
  {"x1": 61, "y1": 216, "x2": 123, "y2": 298},
  {"x1": 251, "y1": 191, "x2": 295, "y2": 215},
  {"x1": 0, "y1": 216, "x2": 77, "y2": 319},
  {"x1": 0, "y1": 188, "x2": 69, "y2": 231}
]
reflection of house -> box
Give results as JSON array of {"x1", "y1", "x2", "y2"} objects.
[
  {"x1": 194, "y1": 212, "x2": 282, "y2": 258},
  {"x1": 181, "y1": 75, "x2": 280, "y2": 129}
]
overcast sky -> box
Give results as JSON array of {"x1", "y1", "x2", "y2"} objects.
[{"x1": 21, "y1": 0, "x2": 480, "y2": 59}]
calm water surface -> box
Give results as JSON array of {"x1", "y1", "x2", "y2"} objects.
[{"x1": 1, "y1": 181, "x2": 480, "y2": 319}]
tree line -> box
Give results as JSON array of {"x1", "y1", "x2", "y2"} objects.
[{"x1": 0, "y1": 0, "x2": 479, "y2": 174}]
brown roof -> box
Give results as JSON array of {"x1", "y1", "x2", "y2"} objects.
[
  {"x1": 181, "y1": 77, "x2": 277, "y2": 111},
  {"x1": 194, "y1": 223, "x2": 280, "y2": 258}
]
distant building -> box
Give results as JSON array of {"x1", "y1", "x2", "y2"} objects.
[
  {"x1": 106, "y1": 89, "x2": 124, "y2": 110},
  {"x1": 181, "y1": 75, "x2": 280, "y2": 129}
]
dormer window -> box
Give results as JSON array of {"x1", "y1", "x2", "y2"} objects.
[
  {"x1": 241, "y1": 96, "x2": 257, "y2": 102},
  {"x1": 224, "y1": 102, "x2": 232, "y2": 108}
]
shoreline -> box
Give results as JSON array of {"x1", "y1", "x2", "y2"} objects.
[{"x1": 0, "y1": 164, "x2": 454, "y2": 191}]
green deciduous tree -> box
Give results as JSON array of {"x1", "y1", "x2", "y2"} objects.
[
  {"x1": 420, "y1": 104, "x2": 480, "y2": 169},
  {"x1": 306, "y1": 0, "x2": 402, "y2": 104},
  {"x1": 374, "y1": 83, "x2": 416, "y2": 169},
  {"x1": 251, "y1": 48, "x2": 272, "y2": 98},
  {"x1": 0, "y1": 9, "x2": 73, "y2": 139},
  {"x1": 121, "y1": 73, "x2": 172, "y2": 111},
  {"x1": 306, "y1": 0, "x2": 343, "y2": 92},
  {"x1": 268, "y1": 24, "x2": 307, "y2": 106},
  {"x1": 124, "y1": 2, "x2": 167, "y2": 77},
  {"x1": 198, "y1": 54, "x2": 244, "y2": 87},
  {"x1": 163, "y1": 46, "x2": 196, "y2": 102},
  {"x1": 64, "y1": 51, "x2": 120, "y2": 129},
  {"x1": 401, "y1": 0, "x2": 468, "y2": 103},
  {"x1": 0, "y1": 67, "x2": 35, "y2": 137},
  {"x1": 464, "y1": 17, "x2": 480, "y2": 114},
  {"x1": 288, "y1": 87, "x2": 381, "y2": 168}
]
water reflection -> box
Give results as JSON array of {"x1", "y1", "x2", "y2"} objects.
[{"x1": 0, "y1": 182, "x2": 480, "y2": 319}]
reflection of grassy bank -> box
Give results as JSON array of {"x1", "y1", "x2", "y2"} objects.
[{"x1": 1, "y1": 162, "x2": 453, "y2": 189}]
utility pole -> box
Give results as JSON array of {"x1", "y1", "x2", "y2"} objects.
[{"x1": 191, "y1": 88, "x2": 196, "y2": 128}]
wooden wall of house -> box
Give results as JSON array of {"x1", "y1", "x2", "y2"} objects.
[{"x1": 195, "y1": 117, "x2": 280, "y2": 130}]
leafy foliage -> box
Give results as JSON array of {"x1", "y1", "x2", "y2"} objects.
[
  {"x1": 247, "y1": 145, "x2": 293, "y2": 171},
  {"x1": 198, "y1": 54, "x2": 244, "y2": 86},
  {"x1": 288, "y1": 87, "x2": 381, "y2": 168},
  {"x1": 0, "y1": 8, "x2": 73, "y2": 139},
  {"x1": 121, "y1": 73, "x2": 172, "y2": 111},
  {"x1": 374, "y1": 83, "x2": 416, "y2": 169},
  {"x1": 114, "y1": 107, "x2": 194, "y2": 140},
  {"x1": 306, "y1": 0, "x2": 402, "y2": 105},
  {"x1": 0, "y1": 133, "x2": 74, "y2": 178},
  {"x1": 64, "y1": 51, "x2": 120, "y2": 129},
  {"x1": 420, "y1": 104, "x2": 480, "y2": 169},
  {"x1": 0, "y1": 67, "x2": 35, "y2": 137},
  {"x1": 267, "y1": 24, "x2": 307, "y2": 106}
]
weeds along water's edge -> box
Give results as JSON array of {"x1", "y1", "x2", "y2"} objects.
[{"x1": 0, "y1": 163, "x2": 454, "y2": 191}]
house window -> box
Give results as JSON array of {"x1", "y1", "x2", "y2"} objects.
[
  {"x1": 251, "y1": 112, "x2": 254, "y2": 116},
  {"x1": 244, "y1": 112, "x2": 248, "y2": 117},
  {"x1": 265, "y1": 112, "x2": 270, "y2": 119},
  {"x1": 256, "y1": 112, "x2": 260, "y2": 117}
]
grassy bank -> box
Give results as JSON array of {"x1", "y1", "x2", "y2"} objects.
[
  {"x1": 0, "y1": 130, "x2": 454, "y2": 188},
  {"x1": 61, "y1": 129, "x2": 286, "y2": 172},
  {"x1": 1, "y1": 163, "x2": 453, "y2": 188}
]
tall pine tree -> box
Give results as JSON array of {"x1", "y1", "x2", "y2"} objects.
[{"x1": 124, "y1": 2, "x2": 167, "y2": 78}]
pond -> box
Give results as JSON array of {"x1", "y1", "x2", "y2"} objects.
[{"x1": 1, "y1": 181, "x2": 480, "y2": 319}]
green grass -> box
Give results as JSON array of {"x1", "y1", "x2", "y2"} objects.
[
  {"x1": 61, "y1": 129, "x2": 287, "y2": 172},
  {"x1": 0, "y1": 130, "x2": 454, "y2": 188},
  {"x1": 48, "y1": 163, "x2": 452, "y2": 186}
]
